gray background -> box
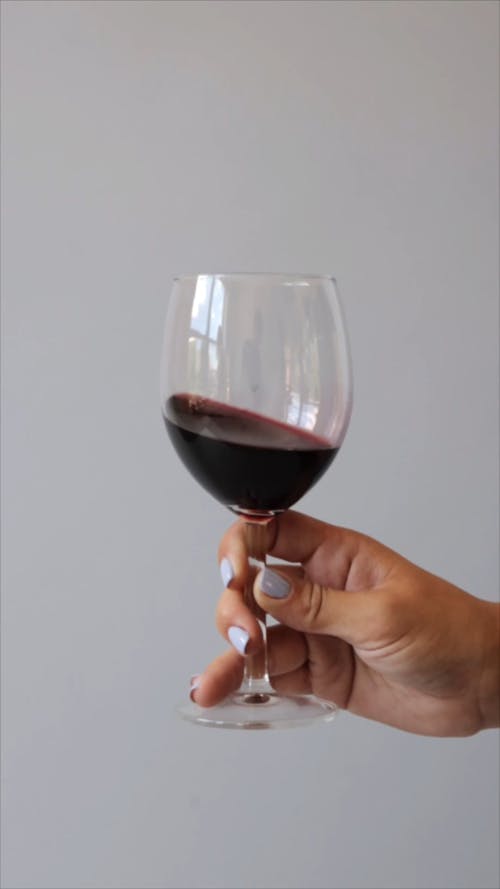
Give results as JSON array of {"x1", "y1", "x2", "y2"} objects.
[{"x1": 1, "y1": 1, "x2": 498, "y2": 888}]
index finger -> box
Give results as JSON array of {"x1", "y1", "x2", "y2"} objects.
[{"x1": 217, "y1": 510, "x2": 360, "y2": 591}]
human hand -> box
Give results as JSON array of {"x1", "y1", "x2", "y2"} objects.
[{"x1": 190, "y1": 511, "x2": 499, "y2": 736}]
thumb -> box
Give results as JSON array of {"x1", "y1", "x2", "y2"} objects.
[{"x1": 254, "y1": 565, "x2": 377, "y2": 647}]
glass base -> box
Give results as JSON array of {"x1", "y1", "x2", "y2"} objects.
[{"x1": 177, "y1": 691, "x2": 337, "y2": 730}]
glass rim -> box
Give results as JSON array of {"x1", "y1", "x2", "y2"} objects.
[{"x1": 173, "y1": 272, "x2": 337, "y2": 283}]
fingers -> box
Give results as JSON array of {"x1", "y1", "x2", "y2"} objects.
[
  {"x1": 215, "y1": 568, "x2": 311, "y2": 666},
  {"x1": 216, "y1": 511, "x2": 375, "y2": 657},
  {"x1": 271, "y1": 511, "x2": 347, "y2": 565},
  {"x1": 267, "y1": 624, "x2": 308, "y2": 676},
  {"x1": 217, "y1": 524, "x2": 251, "y2": 589},
  {"x1": 216, "y1": 585, "x2": 263, "y2": 655},
  {"x1": 191, "y1": 624, "x2": 308, "y2": 707},
  {"x1": 253, "y1": 564, "x2": 379, "y2": 648},
  {"x1": 191, "y1": 626, "x2": 352, "y2": 708},
  {"x1": 271, "y1": 666, "x2": 311, "y2": 696},
  {"x1": 218, "y1": 511, "x2": 332, "y2": 572},
  {"x1": 217, "y1": 510, "x2": 378, "y2": 592},
  {"x1": 191, "y1": 648, "x2": 243, "y2": 708}
]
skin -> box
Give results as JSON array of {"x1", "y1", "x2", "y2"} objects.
[{"x1": 191, "y1": 511, "x2": 500, "y2": 737}]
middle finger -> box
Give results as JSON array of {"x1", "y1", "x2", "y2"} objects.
[{"x1": 268, "y1": 624, "x2": 308, "y2": 676}]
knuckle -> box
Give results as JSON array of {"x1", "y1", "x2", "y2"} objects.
[
  {"x1": 302, "y1": 580, "x2": 325, "y2": 630},
  {"x1": 216, "y1": 601, "x2": 234, "y2": 627}
]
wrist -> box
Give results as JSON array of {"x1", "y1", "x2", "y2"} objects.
[{"x1": 477, "y1": 601, "x2": 500, "y2": 730}]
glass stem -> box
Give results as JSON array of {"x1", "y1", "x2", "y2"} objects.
[{"x1": 239, "y1": 521, "x2": 273, "y2": 697}]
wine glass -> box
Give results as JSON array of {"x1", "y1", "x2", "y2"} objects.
[{"x1": 161, "y1": 274, "x2": 352, "y2": 729}]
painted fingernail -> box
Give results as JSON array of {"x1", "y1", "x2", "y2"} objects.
[
  {"x1": 220, "y1": 557, "x2": 234, "y2": 588},
  {"x1": 260, "y1": 568, "x2": 291, "y2": 599},
  {"x1": 190, "y1": 674, "x2": 201, "y2": 701},
  {"x1": 228, "y1": 625, "x2": 250, "y2": 656}
]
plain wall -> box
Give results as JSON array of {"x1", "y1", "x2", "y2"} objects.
[{"x1": 1, "y1": 2, "x2": 498, "y2": 888}]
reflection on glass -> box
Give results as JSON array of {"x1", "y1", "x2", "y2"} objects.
[
  {"x1": 189, "y1": 277, "x2": 226, "y2": 389},
  {"x1": 191, "y1": 276, "x2": 211, "y2": 335},
  {"x1": 208, "y1": 279, "x2": 224, "y2": 341}
]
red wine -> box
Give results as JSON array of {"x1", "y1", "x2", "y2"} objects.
[{"x1": 164, "y1": 394, "x2": 338, "y2": 515}]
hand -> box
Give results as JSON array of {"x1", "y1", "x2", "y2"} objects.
[{"x1": 190, "y1": 511, "x2": 499, "y2": 737}]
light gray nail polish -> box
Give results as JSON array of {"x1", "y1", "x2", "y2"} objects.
[
  {"x1": 228, "y1": 625, "x2": 249, "y2": 656},
  {"x1": 260, "y1": 567, "x2": 291, "y2": 599},
  {"x1": 220, "y1": 557, "x2": 234, "y2": 588}
]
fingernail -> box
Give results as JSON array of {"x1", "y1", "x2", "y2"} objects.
[
  {"x1": 220, "y1": 557, "x2": 234, "y2": 588},
  {"x1": 228, "y1": 625, "x2": 250, "y2": 655},
  {"x1": 190, "y1": 674, "x2": 201, "y2": 701},
  {"x1": 260, "y1": 567, "x2": 291, "y2": 599}
]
